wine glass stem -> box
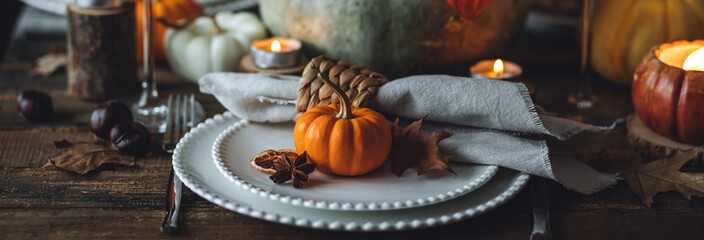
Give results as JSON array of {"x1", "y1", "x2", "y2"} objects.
[
  {"x1": 133, "y1": 0, "x2": 167, "y2": 132},
  {"x1": 139, "y1": 0, "x2": 158, "y2": 107},
  {"x1": 577, "y1": 0, "x2": 595, "y2": 110}
]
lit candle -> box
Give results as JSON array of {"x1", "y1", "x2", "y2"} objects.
[
  {"x1": 250, "y1": 37, "x2": 302, "y2": 69},
  {"x1": 683, "y1": 47, "x2": 704, "y2": 71},
  {"x1": 470, "y1": 59, "x2": 523, "y2": 80},
  {"x1": 493, "y1": 59, "x2": 505, "y2": 78},
  {"x1": 271, "y1": 40, "x2": 282, "y2": 52}
]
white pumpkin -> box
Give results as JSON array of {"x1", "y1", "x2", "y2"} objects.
[{"x1": 165, "y1": 12, "x2": 267, "y2": 83}]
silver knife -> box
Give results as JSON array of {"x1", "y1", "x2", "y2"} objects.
[
  {"x1": 161, "y1": 169, "x2": 182, "y2": 233},
  {"x1": 530, "y1": 177, "x2": 551, "y2": 240}
]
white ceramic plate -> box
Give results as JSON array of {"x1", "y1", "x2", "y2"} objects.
[
  {"x1": 173, "y1": 112, "x2": 530, "y2": 231},
  {"x1": 212, "y1": 120, "x2": 498, "y2": 211}
]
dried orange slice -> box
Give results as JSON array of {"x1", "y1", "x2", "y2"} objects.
[{"x1": 250, "y1": 149, "x2": 298, "y2": 174}]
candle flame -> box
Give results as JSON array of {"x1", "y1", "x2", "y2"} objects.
[
  {"x1": 493, "y1": 59, "x2": 504, "y2": 77},
  {"x1": 271, "y1": 40, "x2": 282, "y2": 52},
  {"x1": 683, "y1": 46, "x2": 704, "y2": 71}
]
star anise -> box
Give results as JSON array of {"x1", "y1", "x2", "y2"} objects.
[{"x1": 269, "y1": 151, "x2": 316, "y2": 188}]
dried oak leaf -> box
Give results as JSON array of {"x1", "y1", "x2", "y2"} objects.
[
  {"x1": 389, "y1": 117, "x2": 455, "y2": 176},
  {"x1": 44, "y1": 139, "x2": 135, "y2": 174},
  {"x1": 679, "y1": 153, "x2": 704, "y2": 172},
  {"x1": 620, "y1": 148, "x2": 704, "y2": 207}
]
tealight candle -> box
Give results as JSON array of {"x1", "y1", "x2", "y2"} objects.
[
  {"x1": 470, "y1": 59, "x2": 523, "y2": 80},
  {"x1": 250, "y1": 37, "x2": 302, "y2": 69}
]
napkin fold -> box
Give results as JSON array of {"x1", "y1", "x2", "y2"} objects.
[
  {"x1": 200, "y1": 73, "x2": 617, "y2": 194},
  {"x1": 199, "y1": 73, "x2": 299, "y2": 122}
]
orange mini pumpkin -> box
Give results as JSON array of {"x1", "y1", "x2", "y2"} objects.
[{"x1": 294, "y1": 73, "x2": 392, "y2": 176}]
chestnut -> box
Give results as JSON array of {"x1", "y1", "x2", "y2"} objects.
[
  {"x1": 110, "y1": 122, "x2": 151, "y2": 156},
  {"x1": 17, "y1": 90, "x2": 53, "y2": 121},
  {"x1": 90, "y1": 100, "x2": 133, "y2": 139}
]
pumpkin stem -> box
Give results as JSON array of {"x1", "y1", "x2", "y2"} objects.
[
  {"x1": 317, "y1": 73, "x2": 353, "y2": 119},
  {"x1": 157, "y1": 17, "x2": 186, "y2": 29},
  {"x1": 207, "y1": 15, "x2": 225, "y2": 34}
]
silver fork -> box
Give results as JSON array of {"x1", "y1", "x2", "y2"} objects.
[{"x1": 161, "y1": 94, "x2": 201, "y2": 233}]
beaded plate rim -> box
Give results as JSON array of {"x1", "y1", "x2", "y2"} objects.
[
  {"x1": 173, "y1": 112, "x2": 530, "y2": 231},
  {"x1": 211, "y1": 118, "x2": 499, "y2": 211}
]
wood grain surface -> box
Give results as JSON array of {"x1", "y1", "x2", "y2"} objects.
[{"x1": 1, "y1": 14, "x2": 703, "y2": 240}]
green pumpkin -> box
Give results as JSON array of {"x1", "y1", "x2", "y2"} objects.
[{"x1": 260, "y1": 0, "x2": 529, "y2": 78}]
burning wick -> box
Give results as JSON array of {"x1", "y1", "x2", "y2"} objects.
[
  {"x1": 271, "y1": 40, "x2": 282, "y2": 52},
  {"x1": 683, "y1": 47, "x2": 704, "y2": 71},
  {"x1": 493, "y1": 59, "x2": 504, "y2": 78},
  {"x1": 470, "y1": 58, "x2": 521, "y2": 80}
]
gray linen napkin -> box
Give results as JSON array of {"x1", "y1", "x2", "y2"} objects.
[
  {"x1": 200, "y1": 73, "x2": 617, "y2": 194},
  {"x1": 200, "y1": 72, "x2": 299, "y2": 122}
]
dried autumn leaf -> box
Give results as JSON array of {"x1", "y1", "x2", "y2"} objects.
[
  {"x1": 45, "y1": 139, "x2": 135, "y2": 174},
  {"x1": 389, "y1": 117, "x2": 455, "y2": 176},
  {"x1": 620, "y1": 148, "x2": 704, "y2": 207},
  {"x1": 29, "y1": 52, "x2": 67, "y2": 77},
  {"x1": 679, "y1": 154, "x2": 704, "y2": 172}
]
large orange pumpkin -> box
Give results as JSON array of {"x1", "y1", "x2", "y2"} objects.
[
  {"x1": 294, "y1": 73, "x2": 392, "y2": 176},
  {"x1": 133, "y1": 0, "x2": 203, "y2": 60},
  {"x1": 632, "y1": 40, "x2": 704, "y2": 145},
  {"x1": 591, "y1": 0, "x2": 704, "y2": 85}
]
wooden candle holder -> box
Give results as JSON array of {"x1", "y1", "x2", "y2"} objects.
[
  {"x1": 67, "y1": 3, "x2": 139, "y2": 101},
  {"x1": 627, "y1": 114, "x2": 702, "y2": 161}
]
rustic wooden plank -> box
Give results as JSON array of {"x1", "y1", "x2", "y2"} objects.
[
  {"x1": 0, "y1": 130, "x2": 172, "y2": 168},
  {"x1": 0, "y1": 168, "x2": 537, "y2": 239},
  {"x1": 553, "y1": 210, "x2": 704, "y2": 239},
  {"x1": 0, "y1": 206, "x2": 532, "y2": 240},
  {"x1": 0, "y1": 167, "x2": 211, "y2": 209},
  {"x1": 0, "y1": 129, "x2": 96, "y2": 167},
  {"x1": 1, "y1": 204, "x2": 703, "y2": 239}
]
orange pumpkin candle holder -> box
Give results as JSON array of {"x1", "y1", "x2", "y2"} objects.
[
  {"x1": 632, "y1": 40, "x2": 704, "y2": 145},
  {"x1": 294, "y1": 73, "x2": 392, "y2": 176}
]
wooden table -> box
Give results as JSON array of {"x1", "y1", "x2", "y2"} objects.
[{"x1": 2, "y1": 16, "x2": 704, "y2": 240}]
